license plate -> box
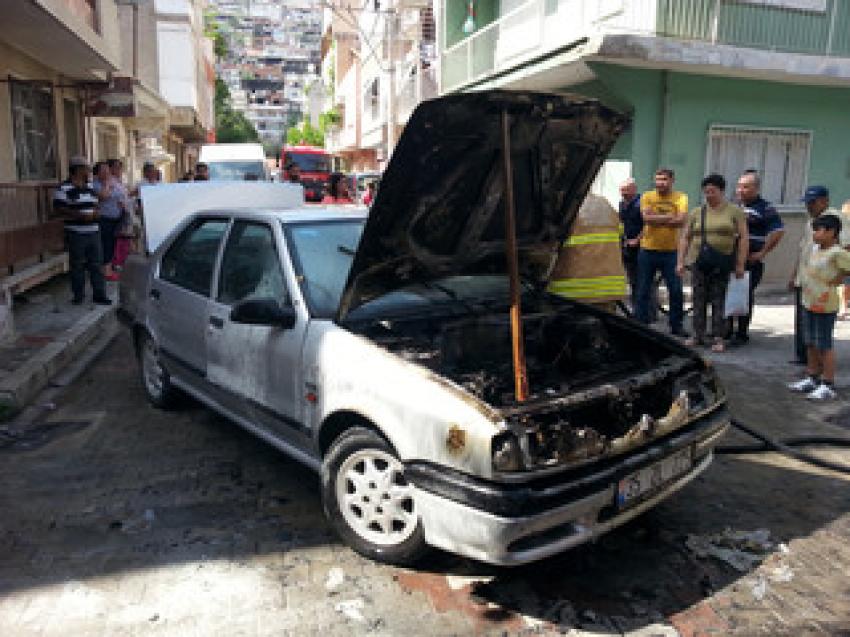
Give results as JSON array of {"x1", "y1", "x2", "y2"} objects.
[{"x1": 616, "y1": 447, "x2": 693, "y2": 509}]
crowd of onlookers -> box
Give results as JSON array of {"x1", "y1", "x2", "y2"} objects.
[
  {"x1": 50, "y1": 154, "x2": 850, "y2": 402},
  {"x1": 619, "y1": 167, "x2": 850, "y2": 400}
]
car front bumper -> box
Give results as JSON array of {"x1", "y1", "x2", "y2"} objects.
[{"x1": 407, "y1": 405, "x2": 729, "y2": 566}]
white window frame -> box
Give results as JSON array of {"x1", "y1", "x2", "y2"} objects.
[
  {"x1": 736, "y1": 0, "x2": 827, "y2": 13},
  {"x1": 704, "y1": 124, "x2": 813, "y2": 211}
]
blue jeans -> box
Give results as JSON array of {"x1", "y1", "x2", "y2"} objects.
[{"x1": 636, "y1": 249, "x2": 683, "y2": 331}]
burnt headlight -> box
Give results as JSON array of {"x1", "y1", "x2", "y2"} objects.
[{"x1": 492, "y1": 432, "x2": 525, "y2": 472}]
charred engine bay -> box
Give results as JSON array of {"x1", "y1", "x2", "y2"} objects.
[{"x1": 357, "y1": 305, "x2": 714, "y2": 467}]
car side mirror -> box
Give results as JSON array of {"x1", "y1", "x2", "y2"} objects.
[{"x1": 230, "y1": 298, "x2": 296, "y2": 329}]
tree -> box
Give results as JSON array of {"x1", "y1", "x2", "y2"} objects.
[
  {"x1": 286, "y1": 118, "x2": 324, "y2": 147},
  {"x1": 214, "y1": 79, "x2": 260, "y2": 144}
]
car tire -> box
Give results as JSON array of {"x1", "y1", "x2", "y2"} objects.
[
  {"x1": 138, "y1": 332, "x2": 180, "y2": 409},
  {"x1": 321, "y1": 427, "x2": 429, "y2": 566}
]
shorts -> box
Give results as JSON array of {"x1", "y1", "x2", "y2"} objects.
[{"x1": 802, "y1": 309, "x2": 837, "y2": 350}]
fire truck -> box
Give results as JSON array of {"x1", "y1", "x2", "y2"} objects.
[{"x1": 281, "y1": 145, "x2": 332, "y2": 202}]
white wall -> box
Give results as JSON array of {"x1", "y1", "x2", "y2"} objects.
[{"x1": 157, "y1": 22, "x2": 197, "y2": 108}]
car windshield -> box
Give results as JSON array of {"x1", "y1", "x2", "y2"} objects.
[
  {"x1": 284, "y1": 219, "x2": 365, "y2": 318},
  {"x1": 288, "y1": 152, "x2": 330, "y2": 173},
  {"x1": 208, "y1": 161, "x2": 266, "y2": 181}
]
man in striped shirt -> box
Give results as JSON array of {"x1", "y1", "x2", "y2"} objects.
[{"x1": 53, "y1": 156, "x2": 111, "y2": 305}]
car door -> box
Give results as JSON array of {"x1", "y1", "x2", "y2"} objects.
[
  {"x1": 150, "y1": 217, "x2": 230, "y2": 391},
  {"x1": 206, "y1": 219, "x2": 310, "y2": 448}
]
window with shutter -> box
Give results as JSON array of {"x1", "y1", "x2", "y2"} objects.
[{"x1": 705, "y1": 125, "x2": 811, "y2": 209}]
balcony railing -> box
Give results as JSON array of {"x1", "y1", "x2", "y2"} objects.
[{"x1": 442, "y1": 0, "x2": 848, "y2": 92}]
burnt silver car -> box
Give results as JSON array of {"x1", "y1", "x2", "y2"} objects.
[{"x1": 120, "y1": 91, "x2": 729, "y2": 566}]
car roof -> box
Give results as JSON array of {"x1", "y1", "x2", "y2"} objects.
[{"x1": 192, "y1": 206, "x2": 369, "y2": 224}]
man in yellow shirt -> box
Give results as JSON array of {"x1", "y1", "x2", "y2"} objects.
[{"x1": 636, "y1": 168, "x2": 689, "y2": 336}]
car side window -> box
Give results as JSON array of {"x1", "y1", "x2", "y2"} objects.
[
  {"x1": 159, "y1": 219, "x2": 229, "y2": 296},
  {"x1": 218, "y1": 221, "x2": 289, "y2": 306}
]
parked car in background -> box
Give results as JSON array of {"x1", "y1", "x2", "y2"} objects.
[
  {"x1": 199, "y1": 143, "x2": 268, "y2": 181},
  {"x1": 119, "y1": 91, "x2": 730, "y2": 567}
]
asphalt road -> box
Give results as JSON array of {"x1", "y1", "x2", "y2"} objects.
[{"x1": 1, "y1": 319, "x2": 849, "y2": 636}]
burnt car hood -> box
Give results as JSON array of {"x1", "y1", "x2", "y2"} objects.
[{"x1": 337, "y1": 90, "x2": 628, "y2": 321}]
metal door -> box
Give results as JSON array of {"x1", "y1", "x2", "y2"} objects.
[{"x1": 206, "y1": 220, "x2": 310, "y2": 448}]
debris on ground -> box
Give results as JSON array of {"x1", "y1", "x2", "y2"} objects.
[
  {"x1": 334, "y1": 599, "x2": 366, "y2": 623},
  {"x1": 750, "y1": 575, "x2": 768, "y2": 601},
  {"x1": 685, "y1": 528, "x2": 774, "y2": 572},
  {"x1": 767, "y1": 563, "x2": 794, "y2": 583},
  {"x1": 325, "y1": 567, "x2": 345, "y2": 592},
  {"x1": 121, "y1": 509, "x2": 156, "y2": 534}
]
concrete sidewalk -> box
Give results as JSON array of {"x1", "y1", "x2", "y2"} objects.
[{"x1": 0, "y1": 274, "x2": 117, "y2": 419}]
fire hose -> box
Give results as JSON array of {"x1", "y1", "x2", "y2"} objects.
[{"x1": 716, "y1": 418, "x2": 850, "y2": 475}]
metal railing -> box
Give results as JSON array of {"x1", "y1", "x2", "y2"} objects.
[{"x1": 442, "y1": 0, "x2": 847, "y2": 92}]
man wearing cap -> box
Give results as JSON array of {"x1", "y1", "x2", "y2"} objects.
[
  {"x1": 789, "y1": 186, "x2": 848, "y2": 363},
  {"x1": 53, "y1": 157, "x2": 111, "y2": 305}
]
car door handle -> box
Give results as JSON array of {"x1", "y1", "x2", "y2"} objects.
[
  {"x1": 150, "y1": 288, "x2": 160, "y2": 300},
  {"x1": 209, "y1": 316, "x2": 224, "y2": 329}
]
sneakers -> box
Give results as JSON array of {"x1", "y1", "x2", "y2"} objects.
[
  {"x1": 788, "y1": 377, "x2": 818, "y2": 393},
  {"x1": 806, "y1": 383, "x2": 838, "y2": 401},
  {"x1": 92, "y1": 296, "x2": 113, "y2": 306}
]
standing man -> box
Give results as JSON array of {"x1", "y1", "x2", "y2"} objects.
[
  {"x1": 730, "y1": 170, "x2": 785, "y2": 344},
  {"x1": 619, "y1": 178, "x2": 643, "y2": 313},
  {"x1": 285, "y1": 162, "x2": 301, "y2": 183},
  {"x1": 635, "y1": 168, "x2": 689, "y2": 336},
  {"x1": 53, "y1": 157, "x2": 111, "y2": 306},
  {"x1": 790, "y1": 186, "x2": 849, "y2": 363}
]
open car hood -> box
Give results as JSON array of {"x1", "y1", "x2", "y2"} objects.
[{"x1": 337, "y1": 90, "x2": 628, "y2": 321}]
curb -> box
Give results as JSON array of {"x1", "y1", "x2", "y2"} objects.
[{"x1": 0, "y1": 304, "x2": 117, "y2": 414}]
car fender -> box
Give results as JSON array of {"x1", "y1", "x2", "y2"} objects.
[{"x1": 305, "y1": 322, "x2": 502, "y2": 477}]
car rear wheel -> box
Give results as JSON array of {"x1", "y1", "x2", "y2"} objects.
[
  {"x1": 139, "y1": 332, "x2": 180, "y2": 409},
  {"x1": 322, "y1": 427, "x2": 428, "y2": 566}
]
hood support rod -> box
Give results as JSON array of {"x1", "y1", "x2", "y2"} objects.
[{"x1": 501, "y1": 108, "x2": 529, "y2": 402}]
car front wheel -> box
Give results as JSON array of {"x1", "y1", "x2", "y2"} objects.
[{"x1": 321, "y1": 427, "x2": 428, "y2": 565}]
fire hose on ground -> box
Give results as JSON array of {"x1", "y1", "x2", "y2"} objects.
[{"x1": 717, "y1": 418, "x2": 850, "y2": 475}]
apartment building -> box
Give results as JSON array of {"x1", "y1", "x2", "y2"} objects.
[
  {"x1": 323, "y1": 0, "x2": 437, "y2": 171},
  {"x1": 209, "y1": 0, "x2": 323, "y2": 150},
  {"x1": 438, "y1": 0, "x2": 850, "y2": 282}
]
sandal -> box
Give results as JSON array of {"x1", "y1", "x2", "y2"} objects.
[
  {"x1": 711, "y1": 339, "x2": 725, "y2": 353},
  {"x1": 685, "y1": 337, "x2": 704, "y2": 347}
]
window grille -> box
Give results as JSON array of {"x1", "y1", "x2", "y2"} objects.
[
  {"x1": 11, "y1": 81, "x2": 57, "y2": 181},
  {"x1": 705, "y1": 125, "x2": 811, "y2": 209}
]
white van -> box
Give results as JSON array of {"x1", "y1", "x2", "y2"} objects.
[{"x1": 199, "y1": 143, "x2": 268, "y2": 181}]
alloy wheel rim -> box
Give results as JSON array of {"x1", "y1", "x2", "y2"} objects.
[{"x1": 336, "y1": 448, "x2": 417, "y2": 546}]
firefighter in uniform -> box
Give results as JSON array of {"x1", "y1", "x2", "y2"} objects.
[{"x1": 547, "y1": 194, "x2": 628, "y2": 311}]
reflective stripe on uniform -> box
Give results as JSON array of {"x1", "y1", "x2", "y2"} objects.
[
  {"x1": 563, "y1": 232, "x2": 621, "y2": 247},
  {"x1": 547, "y1": 275, "x2": 628, "y2": 299}
]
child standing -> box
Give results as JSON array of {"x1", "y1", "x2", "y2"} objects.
[{"x1": 788, "y1": 214, "x2": 850, "y2": 400}]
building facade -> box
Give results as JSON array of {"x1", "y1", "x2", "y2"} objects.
[
  {"x1": 323, "y1": 0, "x2": 437, "y2": 171},
  {"x1": 438, "y1": 0, "x2": 850, "y2": 283}
]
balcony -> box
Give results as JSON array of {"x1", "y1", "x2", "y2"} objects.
[
  {"x1": 396, "y1": 65, "x2": 438, "y2": 122},
  {"x1": 0, "y1": 0, "x2": 120, "y2": 80},
  {"x1": 441, "y1": 0, "x2": 850, "y2": 93}
]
